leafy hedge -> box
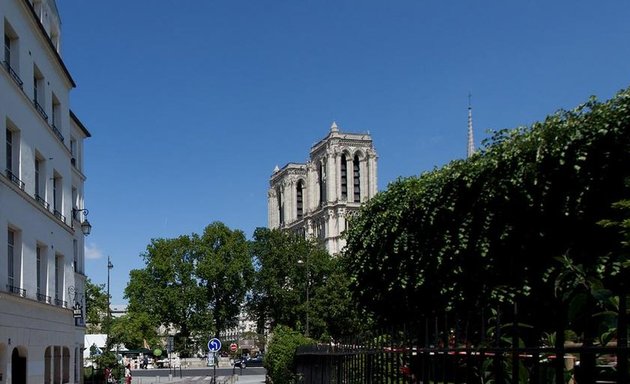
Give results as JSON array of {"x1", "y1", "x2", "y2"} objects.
[
  {"x1": 265, "y1": 325, "x2": 313, "y2": 384},
  {"x1": 343, "y1": 87, "x2": 630, "y2": 327}
]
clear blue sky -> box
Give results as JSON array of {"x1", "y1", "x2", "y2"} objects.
[{"x1": 56, "y1": 1, "x2": 630, "y2": 304}]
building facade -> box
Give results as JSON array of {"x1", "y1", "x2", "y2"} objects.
[
  {"x1": 1, "y1": 1, "x2": 91, "y2": 384},
  {"x1": 268, "y1": 122, "x2": 377, "y2": 254}
]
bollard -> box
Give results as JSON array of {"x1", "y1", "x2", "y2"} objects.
[
  {"x1": 168, "y1": 373, "x2": 172, "y2": 382},
  {"x1": 156, "y1": 376, "x2": 159, "y2": 383}
]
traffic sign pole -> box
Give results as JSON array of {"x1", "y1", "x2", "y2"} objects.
[{"x1": 208, "y1": 338, "x2": 221, "y2": 383}]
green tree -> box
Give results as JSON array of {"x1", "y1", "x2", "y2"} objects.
[
  {"x1": 109, "y1": 312, "x2": 160, "y2": 350},
  {"x1": 194, "y1": 222, "x2": 254, "y2": 337},
  {"x1": 249, "y1": 227, "x2": 361, "y2": 341},
  {"x1": 125, "y1": 235, "x2": 209, "y2": 353},
  {"x1": 125, "y1": 222, "x2": 255, "y2": 354},
  {"x1": 248, "y1": 228, "x2": 305, "y2": 333},
  {"x1": 85, "y1": 278, "x2": 108, "y2": 333}
]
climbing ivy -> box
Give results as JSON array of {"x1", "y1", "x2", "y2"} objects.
[{"x1": 342, "y1": 87, "x2": 630, "y2": 328}]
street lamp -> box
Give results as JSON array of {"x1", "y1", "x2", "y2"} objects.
[
  {"x1": 72, "y1": 208, "x2": 92, "y2": 236},
  {"x1": 297, "y1": 254, "x2": 310, "y2": 337},
  {"x1": 106, "y1": 256, "x2": 113, "y2": 347}
]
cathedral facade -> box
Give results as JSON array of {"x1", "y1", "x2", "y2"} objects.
[{"x1": 268, "y1": 122, "x2": 378, "y2": 254}]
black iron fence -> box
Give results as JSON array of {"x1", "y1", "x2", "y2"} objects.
[{"x1": 295, "y1": 298, "x2": 629, "y2": 383}]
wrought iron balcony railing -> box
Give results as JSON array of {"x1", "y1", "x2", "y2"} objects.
[
  {"x1": 5, "y1": 169, "x2": 25, "y2": 190},
  {"x1": 35, "y1": 194, "x2": 50, "y2": 210},
  {"x1": 33, "y1": 99, "x2": 48, "y2": 121},
  {"x1": 37, "y1": 293, "x2": 51, "y2": 304},
  {"x1": 54, "y1": 298, "x2": 67, "y2": 307},
  {"x1": 53, "y1": 209, "x2": 66, "y2": 224},
  {"x1": 2, "y1": 60, "x2": 23, "y2": 89},
  {"x1": 50, "y1": 123, "x2": 64, "y2": 142},
  {"x1": 7, "y1": 284, "x2": 26, "y2": 297}
]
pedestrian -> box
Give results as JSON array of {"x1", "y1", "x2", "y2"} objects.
[
  {"x1": 104, "y1": 367, "x2": 113, "y2": 384},
  {"x1": 124, "y1": 364, "x2": 132, "y2": 384}
]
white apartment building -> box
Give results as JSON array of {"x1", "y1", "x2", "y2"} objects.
[
  {"x1": 0, "y1": 1, "x2": 91, "y2": 384},
  {"x1": 268, "y1": 122, "x2": 377, "y2": 254}
]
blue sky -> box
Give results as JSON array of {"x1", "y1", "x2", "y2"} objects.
[{"x1": 55, "y1": 1, "x2": 630, "y2": 304}]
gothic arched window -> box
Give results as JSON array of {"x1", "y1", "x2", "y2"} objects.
[
  {"x1": 277, "y1": 187, "x2": 284, "y2": 225},
  {"x1": 341, "y1": 154, "x2": 348, "y2": 200},
  {"x1": 319, "y1": 161, "x2": 326, "y2": 206},
  {"x1": 353, "y1": 155, "x2": 361, "y2": 202},
  {"x1": 296, "y1": 180, "x2": 304, "y2": 219}
]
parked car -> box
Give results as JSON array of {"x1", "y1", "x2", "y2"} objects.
[{"x1": 233, "y1": 355, "x2": 264, "y2": 368}]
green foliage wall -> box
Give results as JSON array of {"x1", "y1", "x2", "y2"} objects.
[
  {"x1": 343, "y1": 88, "x2": 630, "y2": 326},
  {"x1": 265, "y1": 325, "x2": 313, "y2": 384}
]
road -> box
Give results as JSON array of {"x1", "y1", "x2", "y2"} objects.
[{"x1": 131, "y1": 367, "x2": 265, "y2": 384}]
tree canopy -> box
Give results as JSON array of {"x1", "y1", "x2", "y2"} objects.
[
  {"x1": 124, "y1": 221, "x2": 252, "y2": 354},
  {"x1": 248, "y1": 227, "x2": 364, "y2": 340},
  {"x1": 85, "y1": 278, "x2": 108, "y2": 333}
]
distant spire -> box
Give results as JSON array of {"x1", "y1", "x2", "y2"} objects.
[
  {"x1": 467, "y1": 93, "x2": 475, "y2": 158},
  {"x1": 330, "y1": 121, "x2": 339, "y2": 132}
]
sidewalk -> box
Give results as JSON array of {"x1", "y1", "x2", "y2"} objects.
[{"x1": 230, "y1": 375, "x2": 265, "y2": 384}]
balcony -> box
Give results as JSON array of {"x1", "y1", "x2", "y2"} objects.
[
  {"x1": 53, "y1": 209, "x2": 66, "y2": 224},
  {"x1": 7, "y1": 284, "x2": 26, "y2": 297},
  {"x1": 37, "y1": 293, "x2": 52, "y2": 304},
  {"x1": 5, "y1": 169, "x2": 25, "y2": 190},
  {"x1": 33, "y1": 99, "x2": 48, "y2": 121},
  {"x1": 54, "y1": 298, "x2": 67, "y2": 308},
  {"x1": 49, "y1": 122, "x2": 64, "y2": 143},
  {"x1": 35, "y1": 194, "x2": 50, "y2": 210},
  {"x1": 2, "y1": 60, "x2": 23, "y2": 90}
]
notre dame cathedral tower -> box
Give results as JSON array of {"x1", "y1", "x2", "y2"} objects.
[{"x1": 267, "y1": 122, "x2": 378, "y2": 254}]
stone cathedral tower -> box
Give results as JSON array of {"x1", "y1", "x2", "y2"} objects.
[{"x1": 268, "y1": 122, "x2": 378, "y2": 254}]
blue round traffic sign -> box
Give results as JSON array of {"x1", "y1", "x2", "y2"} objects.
[{"x1": 208, "y1": 338, "x2": 221, "y2": 352}]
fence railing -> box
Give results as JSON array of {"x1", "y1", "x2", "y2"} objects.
[{"x1": 295, "y1": 296, "x2": 629, "y2": 383}]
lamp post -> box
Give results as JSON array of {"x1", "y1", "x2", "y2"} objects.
[
  {"x1": 297, "y1": 253, "x2": 310, "y2": 337},
  {"x1": 106, "y1": 256, "x2": 113, "y2": 347}
]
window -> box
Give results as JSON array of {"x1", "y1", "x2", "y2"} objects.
[
  {"x1": 73, "y1": 239, "x2": 78, "y2": 272},
  {"x1": 5, "y1": 125, "x2": 24, "y2": 190},
  {"x1": 33, "y1": 66, "x2": 47, "y2": 120},
  {"x1": 296, "y1": 180, "x2": 304, "y2": 219},
  {"x1": 37, "y1": 245, "x2": 49, "y2": 302},
  {"x1": 340, "y1": 154, "x2": 348, "y2": 200},
  {"x1": 3, "y1": 23, "x2": 22, "y2": 88},
  {"x1": 4, "y1": 34, "x2": 9, "y2": 65},
  {"x1": 53, "y1": 173, "x2": 63, "y2": 221},
  {"x1": 52, "y1": 94, "x2": 61, "y2": 129},
  {"x1": 71, "y1": 187, "x2": 77, "y2": 219},
  {"x1": 6, "y1": 128, "x2": 13, "y2": 172},
  {"x1": 319, "y1": 161, "x2": 326, "y2": 206},
  {"x1": 8, "y1": 229, "x2": 15, "y2": 288},
  {"x1": 37, "y1": 246, "x2": 42, "y2": 295},
  {"x1": 353, "y1": 155, "x2": 361, "y2": 202},
  {"x1": 277, "y1": 187, "x2": 284, "y2": 225},
  {"x1": 35, "y1": 156, "x2": 44, "y2": 198},
  {"x1": 55, "y1": 254, "x2": 63, "y2": 305},
  {"x1": 35, "y1": 158, "x2": 41, "y2": 195},
  {"x1": 70, "y1": 138, "x2": 76, "y2": 157}
]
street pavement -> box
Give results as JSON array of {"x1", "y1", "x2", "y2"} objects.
[
  {"x1": 134, "y1": 374, "x2": 265, "y2": 384},
  {"x1": 132, "y1": 368, "x2": 265, "y2": 384}
]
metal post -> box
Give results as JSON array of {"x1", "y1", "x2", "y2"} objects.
[
  {"x1": 107, "y1": 256, "x2": 113, "y2": 347},
  {"x1": 213, "y1": 354, "x2": 216, "y2": 383},
  {"x1": 306, "y1": 251, "x2": 310, "y2": 338}
]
